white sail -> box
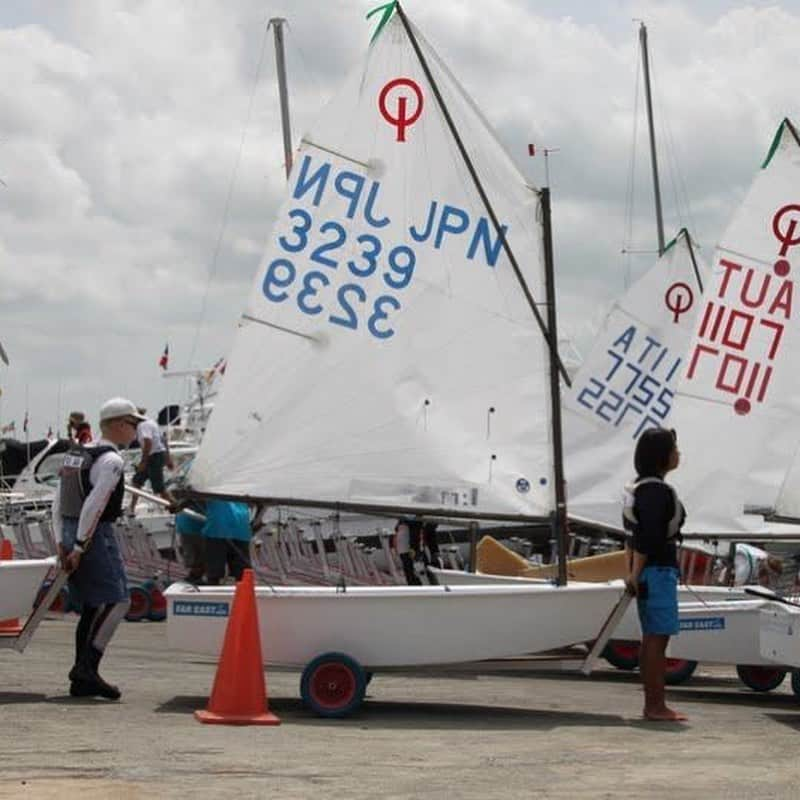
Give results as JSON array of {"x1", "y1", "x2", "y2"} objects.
[
  {"x1": 190, "y1": 13, "x2": 556, "y2": 519},
  {"x1": 669, "y1": 119, "x2": 800, "y2": 533},
  {"x1": 563, "y1": 230, "x2": 708, "y2": 529}
]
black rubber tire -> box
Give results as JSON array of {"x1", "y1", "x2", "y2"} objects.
[
  {"x1": 602, "y1": 641, "x2": 640, "y2": 671},
  {"x1": 664, "y1": 658, "x2": 698, "y2": 685},
  {"x1": 300, "y1": 652, "x2": 367, "y2": 718},
  {"x1": 142, "y1": 580, "x2": 167, "y2": 622},
  {"x1": 791, "y1": 670, "x2": 800, "y2": 698},
  {"x1": 125, "y1": 585, "x2": 152, "y2": 622},
  {"x1": 736, "y1": 664, "x2": 787, "y2": 692}
]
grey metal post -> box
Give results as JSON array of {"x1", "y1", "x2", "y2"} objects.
[
  {"x1": 269, "y1": 18, "x2": 293, "y2": 181},
  {"x1": 639, "y1": 23, "x2": 665, "y2": 256}
]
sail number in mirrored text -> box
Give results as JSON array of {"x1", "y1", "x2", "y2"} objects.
[{"x1": 262, "y1": 208, "x2": 416, "y2": 339}]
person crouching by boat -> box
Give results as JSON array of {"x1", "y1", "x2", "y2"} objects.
[
  {"x1": 52, "y1": 398, "x2": 145, "y2": 700},
  {"x1": 393, "y1": 517, "x2": 422, "y2": 585},
  {"x1": 176, "y1": 501, "x2": 206, "y2": 584},
  {"x1": 202, "y1": 499, "x2": 252, "y2": 585},
  {"x1": 622, "y1": 427, "x2": 687, "y2": 723}
]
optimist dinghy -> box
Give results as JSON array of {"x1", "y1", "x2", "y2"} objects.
[
  {"x1": 0, "y1": 556, "x2": 56, "y2": 621},
  {"x1": 167, "y1": 2, "x2": 628, "y2": 709}
]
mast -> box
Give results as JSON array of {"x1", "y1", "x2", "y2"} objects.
[
  {"x1": 394, "y1": 2, "x2": 570, "y2": 385},
  {"x1": 269, "y1": 18, "x2": 293, "y2": 181},
  {"x1": 541, "y1": 188, "x2": 569, "y2": 586},
  {"x1": 396, "y1": 2, "x2": 569, "y2": 575},
  {"x1": 639, "y1": 22, "x2": 665, "y2": 256}
]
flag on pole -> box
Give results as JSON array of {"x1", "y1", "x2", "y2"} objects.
[
  {"x1": 23, "y1": 411, "x2": 28, "y2": 434},
  {"x1": 47, "y1": 425, "x2": 53, "y2": 438},
  {"x1": 159, "y1": 343, "x2": 169, "y2": 370},
  {"x1": 527, "y1": 143, "x2": 536, "y2": 157}
]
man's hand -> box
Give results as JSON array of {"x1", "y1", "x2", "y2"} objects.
[
  {"x1": 624, "y1": 574, "x2": 638, "y2": 596},
  {"x1": 65, "y1": 550, "x2": 83, "y2": 573},
  {"x1": 166, "y1": 456, "x2": 175, "y2": 471}
]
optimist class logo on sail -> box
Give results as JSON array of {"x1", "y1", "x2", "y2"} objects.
[
  {"x1": 379, "y1": 78, "x2": 424, "y2": 142},
  {"x1": 260, "y1": 152, "x2": 510, "y2": 341},
  {"x1": 685, "y1": 204, "x2": 796, "y2": 416}
]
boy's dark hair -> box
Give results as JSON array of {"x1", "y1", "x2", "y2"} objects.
[{"x1": 634, "y1": 427, "x2": 677, "y2": 478}]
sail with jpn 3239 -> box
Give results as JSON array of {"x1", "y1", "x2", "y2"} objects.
[{"x1": 189, "y1": 8, "x2": 559, "y2": 521}]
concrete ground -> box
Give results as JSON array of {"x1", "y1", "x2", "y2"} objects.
[{"x1": 1, "y1": 618, "x2": 799, "y2": 799}]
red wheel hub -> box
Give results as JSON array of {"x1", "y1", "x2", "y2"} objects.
[
  {"x1": 129, "y1": 589, "x2": 148, "y2": 616},
  {"x1": 309, "y1": 662, "x2": 357, "y2": 710},
  {"x1": 665, "y1": 658, "x2": 688, "y2": 671},
  {"x1": 610, "y1": 642, "x2": 640, "y2": 660},
  {"x1": 150, "y1": 588, "x2": 166, "y2": 613},
  {"x1": 744, "y1": 666, "x2": 783, "y2": 688}
]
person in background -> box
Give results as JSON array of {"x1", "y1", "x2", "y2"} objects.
[
  {"x1": 52, "y1": 397, "x2": 145, "y2": 700},
  {"x1": 202, "y1": 499, "x2": 252, "y2": 585},
  {"x1": 128, "y1": 408, "x2": 174, "y2": 515},
  {"x1": 67, "y1": 411, "x2": 93, "y2": 444},
  {"x1": 393, "y1": 517, "x2": 422, "y2": 585},
  {"x1": 175, "y1": 501, "x2": 206, "y2": 584},
  {"x1": 622, "y1": 427, "x2": 687, "y2": 723}
]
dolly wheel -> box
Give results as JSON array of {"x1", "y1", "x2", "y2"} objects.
[
  {"x1": 602, "y1": 641, "x2": 640, "y2": 671},
  {"x1": 125, "y1": 585, "x2": 152, "y2": 622},
  {"x1": 790, "y1": 670, "x2": 800, "y2": 698},
  {"x1": 664, "y1": 658, "x2": 698, "y2": 685},
  {"x1": 736, "y1": 664, "x2": 787, "y2": 692},
  {"x1": 147, "y1": 586, "x2": 167, "y2": 622},
  {"x1": 300, "y1": 652, "x2": 367, "y2": 718}
]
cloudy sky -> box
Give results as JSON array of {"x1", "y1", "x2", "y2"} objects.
[{"x1": 0, "y1": 0, "x2": 798, "y2": 438}]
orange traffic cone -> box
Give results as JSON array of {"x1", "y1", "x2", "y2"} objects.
[
  {"x1": 195, "y1": 568, "x2": 280, "y2": 725},
  {"x1": 0, "y1": 539, "x2": 23, "y2": 636}
]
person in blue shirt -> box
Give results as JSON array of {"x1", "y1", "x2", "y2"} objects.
[{"x1": 202, "y1": 499, "x2": 253, "y2": 585}]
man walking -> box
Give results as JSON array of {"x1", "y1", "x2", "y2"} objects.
[
  {"x1": 53, "y1": 397, "x2": 145, "y2": 699},
  {"x1": 128, "y1": 407, "x2": 174, "y2": 515}
]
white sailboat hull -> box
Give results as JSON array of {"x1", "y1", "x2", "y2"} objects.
[
  {"x1": 165, "y1": 581, "x2": 623, "y2": 668},
  {"x1": 760, "y1": 603, "x2": 800, "y2": 668},
  {"x1": 0, "y1": 557, "x2": 56, "y2": 620},
  {"x1": 430, "y1": 569, "x2": 780, "y2": 665}
]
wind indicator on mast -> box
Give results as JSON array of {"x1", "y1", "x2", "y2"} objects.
[{"x1": 527, "y1": 144, "x2": 560, "y2": 188}]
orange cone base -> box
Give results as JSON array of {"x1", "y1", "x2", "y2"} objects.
[{"x1": 194, "y1": 708, "x2": 280, "y2": 726}]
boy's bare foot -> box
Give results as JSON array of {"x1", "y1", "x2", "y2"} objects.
[{"x1": 643, "y1": 706, "x2": 688, "y2": 722}]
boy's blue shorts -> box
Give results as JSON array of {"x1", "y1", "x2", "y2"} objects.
[{"x1": 636, "y1": 565, "x2": 679, "y2": 636}]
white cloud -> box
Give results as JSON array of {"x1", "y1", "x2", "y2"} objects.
[{"x1": 0, "y1": 0, "x2": 798, "y2": 437}]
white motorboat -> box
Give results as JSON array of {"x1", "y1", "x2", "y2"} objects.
[
  {"x1": 165, "y1": 580, "x2": 623, "y2": 666},
  {"x1": 0, "y1": 556, "x2": 56, "y2": 621}
]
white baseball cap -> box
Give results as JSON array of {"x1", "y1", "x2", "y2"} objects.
[{"x1": 99, "y1": 397, "x2": 147, "y2": 423}]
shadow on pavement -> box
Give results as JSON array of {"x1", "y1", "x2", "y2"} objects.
[
  {"x1": 0, "y1": 691, "x2": 48, "y2": 705},
  {"x1": 156, "y1": 694, "x2": 638, "y2": 731},
  {"x1": 668, "y1": 687, "x2": 800, "y2": 710},
  {"x1": 766, "y1": 713, "x2": 800, "y2": 731}
]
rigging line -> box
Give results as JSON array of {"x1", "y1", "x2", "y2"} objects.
[
  {"x1": 647, "y1": 48, "x2": 681, "y2": 232},
  {"x1": 685, "y1": 232, "x2": 704, "y2": 294},
  {"x1": 395, "y1": 2, "x2": 570, "y2": 386},
  {"x1": 187, "y1": 20, "x2": 272, "y2": 369}
]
